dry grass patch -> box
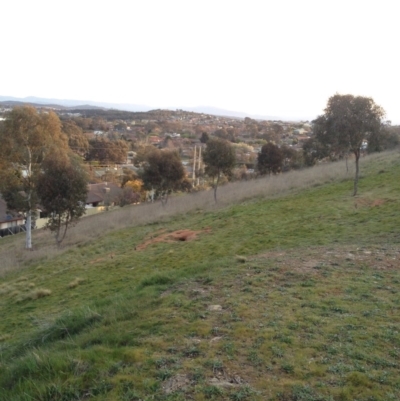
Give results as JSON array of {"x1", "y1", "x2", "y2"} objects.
[
  {"x1": 17, "y1": 288, "x2": 52, "y2": 302},
  {"x1": 235, "y1": 255, "x2": 248, "y2": 263},
  {"x1": 136, "y1": 228, "x2": 212, "y2": 251},
  {"x1": 354, "y1": 197, "x2": 387, "y2": 208},
  {"x1": 9, "y1": 290, "x2": 21, "y2": 298},
  {"x1": 0, "y1": 284, "x2": 13, "y2": 296},
  {"x1": 89, "y1": 253, "x2": 115, "y2": 264},
  {"x1": 68, "y1": 278, "x2": 85, "y2": 289}
]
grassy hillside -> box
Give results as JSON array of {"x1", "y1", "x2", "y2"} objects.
[{"x1": 1, "y1": 152, "x2": 400, "y2": 401}]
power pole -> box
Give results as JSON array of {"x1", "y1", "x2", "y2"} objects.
[
  {"x1": 192, "y1": 145, "x2": 197, "y2": 187},
  {"x1": 197, "y1": 145, "x2": 202, "y2": 186}
]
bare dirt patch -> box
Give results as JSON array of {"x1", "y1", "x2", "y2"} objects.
[
  {"x1": 162, "y1": 373, "x2": 244, "y2": 395},
  {"x1": 294, "y1": 260, "x2": 322, "y2": 275},
  {"x1": 136, "y1": 228, "x2": 211, "y2": 251},
  {"x1": 254, "y1": 245, "x2": 400, "y2": 272},
  {"x1": 371, "y1": 199, "x2": 385, "y2": 207},
  {"x1": 162, "y1": 374, "x2": 190, "y2": 394},
  {"x1": 355, "y1": 198, "x2": 386, "y2": 208}
]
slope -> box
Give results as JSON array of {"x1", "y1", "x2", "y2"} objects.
[{"x1": 0, "y1": 151, "x2": 400, "y2": 401}]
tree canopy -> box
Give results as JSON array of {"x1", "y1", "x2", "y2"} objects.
[
  {"x1": 257, "y1": 142, "x2": 283, "y2": 175},
  {"x1": 87, "y1": 137, "x2": 128, "y2": 164},
  {"x1": 141, "y1": 149, "x2": 187, "y2": 205},
  {"x1": 302, "y1": 136, "x2": 330, "y2": 167},
  {"x1": 200, "y1": 132, "x2": 210, "y2": 143},
  {"x1": 202, "y1": 138, "x2": 236, "y2": 202},
  {"x1": 62, "y1": 119, "x2": 89, "y2": 156},
  {"x1": 314, "y1": 94, "x2": 385, "y2": 195},
  {"x1": 37, "y1": 154, "x2": 88, "y2": 246},
  {"x1": 0, "y1": 106, "x2": 69, "y2": 249},
  {"x1": 280, "y1": 145, "x2": 304, "y2": 171}
]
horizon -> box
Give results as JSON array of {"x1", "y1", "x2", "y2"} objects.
[
  {"x1": 0, "y1": 95, "x2": 315, "y2": 122},
  {"x1": 2, "y1": 1, "x2": 399, "y2": 124}
]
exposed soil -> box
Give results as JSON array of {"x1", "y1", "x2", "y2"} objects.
[
  {"x1": 354, "y1": 197, "x2": 386, "y2": 208},
  {"x1": 255, "y1": 244, "x2": 400, "y2": 272},
  {"x1": 136, "y1": 228, "x2": 211, "y2": 251},
  {"x1": 162, "y1": 373, "x2": 244, "y2": 395}
]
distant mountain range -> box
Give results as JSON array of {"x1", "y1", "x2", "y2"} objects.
[
  {"x1": 180, "y1": 106, "x2": 288, "y2": 121},
  {"x1": 0, "y1": 96, "x2": 149, "y2": 112},
  {"x1": 0, "y1": 96, "x2": 306, "y2": 121}
]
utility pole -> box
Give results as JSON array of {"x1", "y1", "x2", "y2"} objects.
[
  {"x1": 192, "y1": 145, "x2": 197, "y2": 187},
  {"x1": 197, "y1": 145, "x2": 202, "y2": 186}
]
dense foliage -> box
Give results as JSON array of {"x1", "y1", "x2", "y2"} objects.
[
  {"x1": 312, "y1": 94, "x2": 385, "y2": 195},
  {"x1": 37, "y1": 154, "x2": 88, "y2": 245},
  {"x1": 0, "y1": 106, "x2": 69, "y2": 248},
  {"x1": 203, "y1": 138, "x2": 236, "y2": 202},
  {"x1": 257, "y1": 142, "x2": 283, "y2": 175},
  {"x1": 86, "y1": 137, "x2": 129, "y2": 164},
  {"x1": 141, "y1": 149, "x2": 188, "y2": 205}
]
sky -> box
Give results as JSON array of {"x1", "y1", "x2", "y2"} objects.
[{"x1": 2, "y1": 0, "x2": 399, "y2": 123}]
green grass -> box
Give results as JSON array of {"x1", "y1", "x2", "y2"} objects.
[{"x1": 1, "y1": 151, "x2": 400, "y2": 400}]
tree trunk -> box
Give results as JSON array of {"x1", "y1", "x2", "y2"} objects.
[
  {"x1": 26, "y1": 148, "x2": 33, "y2": 249},
  {"x1": 353, "y1": 149, "x2": 360, "y2": 196},
  {"x1": 25, "y1": 210, "x2": 32, "y2": 249},
  {"x1": 161, "y1": 192, "x2": 168, "y2": 207},
  {"x1": 57, "y1": 217, "x2": 69, "y2": 247},
  {"x1": 192, "y1": 146, "x2": 196, "y2": 187},
  {"x1": 214, "y1": 173, "x2": 220, "y2": 203}
]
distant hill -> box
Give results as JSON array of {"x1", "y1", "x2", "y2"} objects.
[
  {"x1": 0, "y1": 96, "x2": 153, "y2": 112},
  {"x1": 0, "y1": 96, "x2": 310, "y2": 121},
  {"x1": 183, "y1": 105, "x2": 284, "y2": 121}
]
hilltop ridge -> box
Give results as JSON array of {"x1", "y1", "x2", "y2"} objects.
[{"x1": 0, "y1": 95, "x2": 308, "y2": 122}]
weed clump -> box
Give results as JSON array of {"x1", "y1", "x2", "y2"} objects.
[
  {"x1": 31, "y1": 288, "x2": 52, "y2": 299},
  {"x1": 68, "y1": 277, "x2": 85, "y2": 289},
  {"x1": 16, "y1": 288, "x2": 52, "y2": 302},
  {"x1": 139, "y1": 274, "x2": 174, "y2": 288},
  {"x1": 236, "y1": 255, "x2": 248, "y2": 263}
]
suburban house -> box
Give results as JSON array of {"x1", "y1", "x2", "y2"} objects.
[
  {"x1": 293, "y1": 128, "x2": 307, "y2": 135},
  {"x1": 148, "y1": 136, "x2": 162, "y2": 145},
  {"x1": 0, "y1": 196, "x2": 26, "y2": 238},
  {"x1": 86, "y1": 182, "x2": 122, "y2": 208},
  {"x1": 0, "y1": 182, "x2": 124, "y2": 237},
  {"x1": 126, "y1": 151, "x2": 136, "y2": 164}
]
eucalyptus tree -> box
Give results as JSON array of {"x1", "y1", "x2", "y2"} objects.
[
  {"x1": 0, "y1": 106, "x2": 68, "y2": 249},
  {"x1": 203, "y1": 138, "x2": 236, "y2": 202},
  {"x1": 314, "y1": 94, "x2": 385, "y2": 195},
  {"x1": 141, "y1": 149, "x2": 186, "y2": 206},
  {"x1": 61, "y1": 119, "x2": 89, "y2": 157},
  {"x1": 257, "y1": 142, "x2": 283, "y2": 175},
  {"x1": 37, "y1": 154, "x2": 88, "y2": 246}
]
